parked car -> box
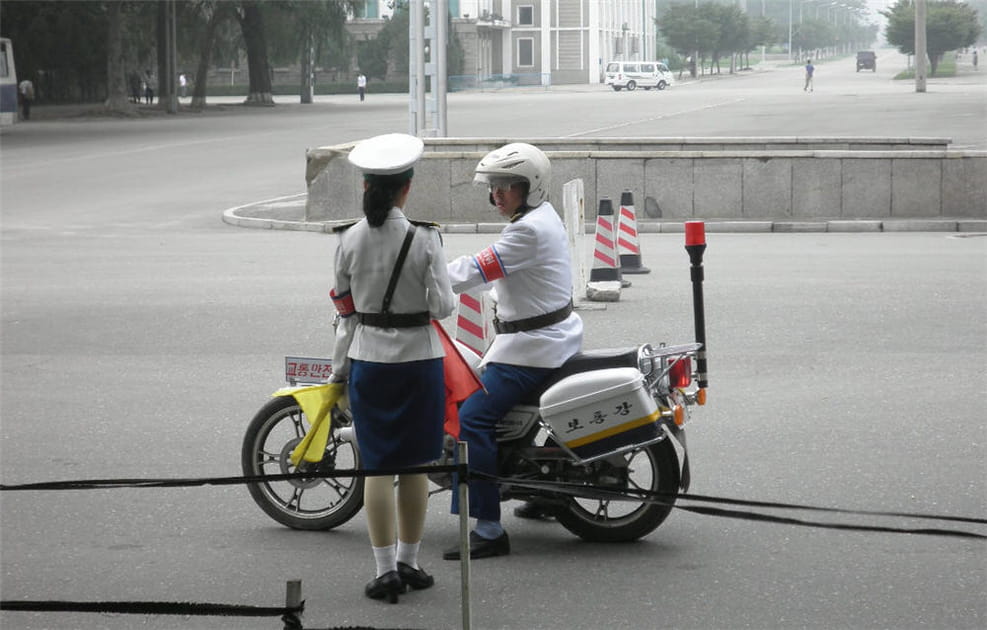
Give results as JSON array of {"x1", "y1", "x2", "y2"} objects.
[
  {"x1": 856, "y1": 51, "x2": 877, "y2": 72},
  {"x1": 604, "y1": 61, "x2": 674, "y2": 91}
]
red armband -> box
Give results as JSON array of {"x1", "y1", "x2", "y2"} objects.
[
  {"x1": 330, "y1": 288, "x2": 355, "y2": 317},
  {"x1": 473, "y1": 246, "x2": 506, "y2": 282}
]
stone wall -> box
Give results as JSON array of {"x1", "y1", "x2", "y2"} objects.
[{"x1": 305, "y1": 138, "x2": 986, "y2": 225}]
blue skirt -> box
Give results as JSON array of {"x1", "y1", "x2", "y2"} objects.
[{"x1": 349, "y1": 358, "x2": 445, "y2": 470}]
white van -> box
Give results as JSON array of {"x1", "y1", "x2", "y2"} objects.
[{"x1": 604, "y1": 61, "x2": 674, "y2": 92}]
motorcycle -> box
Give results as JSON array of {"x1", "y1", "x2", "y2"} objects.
[{"x1": 241, "y1": 222, "x2": 710, "y2": 543}]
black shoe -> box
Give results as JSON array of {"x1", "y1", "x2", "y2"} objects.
[
  {"x1": 365, "y1": 570, "x2": 405, "y2": 603},
  {"x1": 513, "y1": 501, "x2": 557, "y2": 521},
  {"x1": 397, "y1": 562, "x2": 435, "y2": 590},
  {"x1": 442, "y1": 530, "x2": 510, "y2": 560}
]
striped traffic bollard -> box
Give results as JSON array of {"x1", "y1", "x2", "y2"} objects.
[
  {"x1": 617, "y1": 190, "x2": 651, "y2": 274},
  {"x1": 586, "y1": 198, "x2": 623, "y2": 302},
  {"x1": 455, "y1": 288, "x2": 488, "y2": 357}
]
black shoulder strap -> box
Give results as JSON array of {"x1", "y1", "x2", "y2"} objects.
[{"x1": 381, "y1": 224, "x2": 416, "y2": 314}]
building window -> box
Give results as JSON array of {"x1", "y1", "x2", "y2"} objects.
[
  {"x1": 518, "y1": 38, "x2": 534, "y2": 67},
  {"x1": 356, "y1": 1, "x2": 378, "y2": 18},
  {"x1": 518, "y1": 5, "x2": 534, "y2": 26}
]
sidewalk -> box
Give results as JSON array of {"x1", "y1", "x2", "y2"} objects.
[{"x1": 222, "y1": 194, "x2": 987, "y2": 234}]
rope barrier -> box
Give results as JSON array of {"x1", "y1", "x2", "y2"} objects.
[
  {"x1": 2, "y1": 466, "x2": 984, "y2": 538},
  {"x1": 0, "y1": 599, "x2": 302, "y2": 618},
  {"x1": 2, "y1": 461, "x2": 984, "y2": 628},
  {"x1": 485, "y1": 473, "x2": 987, "y2": 540},
  {"x1": 0, "y1": 464, "x2": 459, "y2": 492}
]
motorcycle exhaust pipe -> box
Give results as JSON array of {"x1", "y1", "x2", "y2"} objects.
[{"x1": 684, "y1": 221, "x2": 708, "y2": 394}]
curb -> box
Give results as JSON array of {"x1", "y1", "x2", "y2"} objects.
[{"x1": 222, "y1": 196, "x2": 987, "y2": 234}]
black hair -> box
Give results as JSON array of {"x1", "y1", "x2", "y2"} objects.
[{"x1": 362, "y1": 170, "x2": 413, "y2": 227}]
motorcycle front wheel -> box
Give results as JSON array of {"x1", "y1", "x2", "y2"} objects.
[
  {"x1": 241, "y1": 395, "x2": 364, "y2": 530},
  {"x1": 555, "y1": 438, "x2": 680, "y2": 542}
]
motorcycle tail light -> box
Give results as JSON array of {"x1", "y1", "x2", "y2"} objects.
[{"x1": 669, "y1": 357, "x2": 692, "y2": 389}]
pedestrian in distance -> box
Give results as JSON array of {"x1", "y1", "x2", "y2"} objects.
[
  {"x1": 143, "y1": 71, "x2": 154, "y2": 104},
  {"x1": 804, "y1": 59, "x2": 815, "y2": 92},
  {"x1": 442, "y1": 143, "x2": 584, "y2": 560},
  {"x1": 128, "y1": 72, "x2": 142, "y2": 104},
  {"x1": 17, "y1": 78, "x2": 34, "y2": 120},
  {"x1": 357, "y1": 72, "x2": 367, "y2": 102},
  {"x1": 973, "y1": 50, "x2": 979, "y2": 70},
  {"x1": 329, "y1": 133, "x2": 456, "y2": 603},
  {"x1": 179, "y1": 73, "x2": 187, "y2": 98}
]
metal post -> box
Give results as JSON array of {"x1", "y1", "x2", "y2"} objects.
[
  {"x1": 283, "y1": 579, "x2": 302, "y2": 630},
  {"x1": 915, "y1": 0, "x2": 927, "y2": 93},
  {"x1": 457, "y1": 441, "x2": 472, "y2": 630},
  {"x1": 684, "y1": 221, "x2": 708, "y2": 389},
  {"x1": 409, "y1": 0, "x2": 426, "y2": 135},
  {"x1": 436, "y1": 0, "x2": 448, "y2": 136}
]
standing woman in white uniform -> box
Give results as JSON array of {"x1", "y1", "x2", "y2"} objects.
[{"x1": 329, "y1": 133, "x2": 456, "y2": 603}]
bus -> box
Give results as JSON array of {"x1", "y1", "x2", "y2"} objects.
[{"x1": 1, "y1": 37, "x2": 18, "y2": 126}]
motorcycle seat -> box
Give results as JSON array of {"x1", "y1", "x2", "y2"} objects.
[{"x1": 522, "y1": 347, "x2": 641, "y2": 406}]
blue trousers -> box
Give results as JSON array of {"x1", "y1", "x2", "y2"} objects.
[{"x1": 451, "y1": 362, "x2": 554, "y2": 522}]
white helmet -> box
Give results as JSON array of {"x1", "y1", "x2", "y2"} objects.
[{"x1": 473, "y1": 143, "x2": 551, "y2": 207}]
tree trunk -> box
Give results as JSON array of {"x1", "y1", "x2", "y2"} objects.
[
  {"x1": 239, "y1": 1, "x2": 274, "y2": 105},
  {"x1": 300, "y1": 28, "x2": 313, "y2": 104},
  {"x1": 192, "y1": 5, "x2": 230, "y2": 109},
  {"x1": 104, "y1": 2, "x2": 133, "y2": 112},
  {"x1": 157, "y1": 1, "x2": 168, "y2": 109}
]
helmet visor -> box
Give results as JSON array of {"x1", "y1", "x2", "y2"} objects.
[{"x1": 474, "y1": 174, "x2": 525, "y2": 193}]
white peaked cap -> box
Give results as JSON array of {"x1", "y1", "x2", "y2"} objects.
[{"x1": 348, "y1": 133, "x2": 425, "y2": 175}]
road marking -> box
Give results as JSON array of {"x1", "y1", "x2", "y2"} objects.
[{"x1": 567, "y1": 98, "x2": 747, "y2": 137}]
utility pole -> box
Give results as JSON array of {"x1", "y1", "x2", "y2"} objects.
[
  {"x1": 914, "y1": 0, "x2": 927, "y2": 92},
  {"x1": 167, "y1": 0, "x2": 178, "y2": 114},
  {"x1": 408, "y1": 0, "x2": 447, "y2": 137}
]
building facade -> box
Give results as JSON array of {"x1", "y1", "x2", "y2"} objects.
[{"x1": 350, "y1": 1, "x2": 661, "y2": 85}]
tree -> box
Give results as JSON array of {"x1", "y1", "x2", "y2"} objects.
[
  {"x1": 237, "y1": 1, "x2": 274, "y2": 105},
  {"x1": 358, "y1": 1, "x2": 410, "y2": 80},
  {"x1": 883, "y1": 0, "x2": 982, "y2": 74},
  {"x1": 658, "y1": 3, "x2": 721, "y2": 76},
  {"x1": 190, "y1": 2, "x2": 238, "y2": 109},
  {"x1": 104, "y1": 2, "x2": 131, "y2": 111}
]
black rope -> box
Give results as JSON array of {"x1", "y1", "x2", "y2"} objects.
[
  {"x1": 483, "y1": 473, "x2": 987, "y2": 540},
  {"x1": 0, "y1": 464, "x2": 459, "y2": 492},
  {"x1": 2, "y1": 465, "x2": 984, "y2": 538},
  {"x1": 0, "y1": 599, "x2": 303, "y2": 618}
]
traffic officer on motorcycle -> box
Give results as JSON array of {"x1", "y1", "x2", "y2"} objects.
[{"x1": 443, "y1": 143, "x2": 584, "y2": 560}]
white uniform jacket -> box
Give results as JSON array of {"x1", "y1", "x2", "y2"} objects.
[
  {"x1": 331, "y1": 208, "x2": 456, "y2": 380},
  {"x1": 447, "y1": 202, "x2": 583, "y2": 368}
]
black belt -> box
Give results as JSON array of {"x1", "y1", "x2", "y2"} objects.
[
  {"x1": 493, "y1": 300, "x2": 573, "y2": 335},
  {"x1": 357, "y1": 311, "x2": 430, "y2": 328}
]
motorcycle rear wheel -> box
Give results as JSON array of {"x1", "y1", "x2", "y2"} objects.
[
  {"x1": 555, "y1": 438, "x2": 680, "y2": 542},
  {"x1": 241, "y1": 395, "x2": 364, "y2": 530}
]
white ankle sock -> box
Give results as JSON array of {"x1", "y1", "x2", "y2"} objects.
[
  {"x1": 372, "y1": 544, "x2": 396, "y2": 578},
  {"x1": 396, "y1": 540, "x2": 421, "y2": 569}
]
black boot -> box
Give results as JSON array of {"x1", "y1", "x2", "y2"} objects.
[
  {"x1": 513, "y1": 500, "x2": 557, "y2": 520},
  {"x1": 365, "y1": 570, "x2": 405, "y2": 603}
]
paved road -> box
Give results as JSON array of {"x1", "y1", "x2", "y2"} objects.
[{"x1": 1, "y1": 50, "x2": 985, "y2": 630}]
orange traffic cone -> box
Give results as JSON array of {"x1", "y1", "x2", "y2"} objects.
[
  {"x1": 617, "y1": 190, "x2": 650, "y2": 274},
  {"x1": 586, "y1": 198, "x2": 623, "y2": 302}
]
